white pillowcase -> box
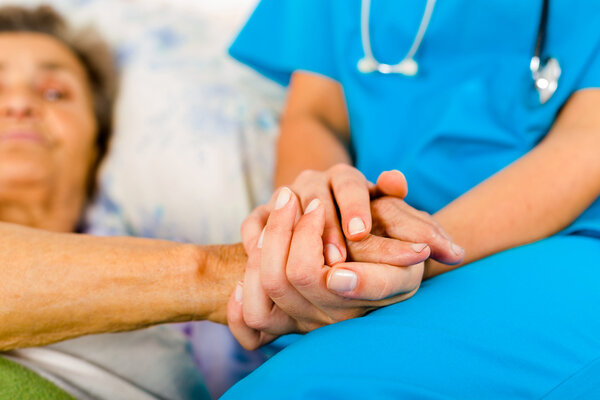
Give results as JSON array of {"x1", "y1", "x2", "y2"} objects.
[{"x1": 74, "y1": 0, "x2": 283, "y2": 243}]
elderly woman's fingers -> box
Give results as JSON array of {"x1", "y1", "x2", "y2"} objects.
[
  {"x1": 329, "y1": 164, "x2": 373, "y2": 242},
  {"x1": 227, "y1": 283, "x2": 278, "y2": 351},
  {"x1": 259, "y1": 189, "x2": 328, "y2": 326},
  {"x1": 326, "y1": 261, "x2": 425, "y2": 301},
  {"x1": 371, "y1": 197, "x2": 465, "y2": 265},
  {"x1": 292, "y1": 170, "x2": 347, "y2": 266},
  {"x1": 372, "y1": 170, "x2": 409, "y2": 199},
  {"x1": 346, "y1": 234, "x2": 431, "y2": 266},
  {"x1": 240, "y1": 204, "x2": 271, "y2": 254},
  {"x1": 242, "y1": 233, "x2": 297, "y2": 336}
]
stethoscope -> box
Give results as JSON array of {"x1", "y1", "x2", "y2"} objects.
[{"x1": 357, "y1": 0, "x2": 561, "y2": 104}]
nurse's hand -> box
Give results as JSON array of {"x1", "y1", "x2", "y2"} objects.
[
  {"x1": 228, "y1": 188, "x2": 432, "y2": 350},
  {"x1": 249, "y1": 165, "x2": 462, "y2": 266},
  {"x1": 281, "y1": 163, "x2": 388, "y2": 266}
]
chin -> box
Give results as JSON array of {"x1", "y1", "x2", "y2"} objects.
[{"x1": 0, "y1": 152, "x2": 52, "y2": 188}]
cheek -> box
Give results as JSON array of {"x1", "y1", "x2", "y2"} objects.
[
  {"x1": 47, "y1": 105, "x2": 97, "y2": 154},
  {"x1": 46, "y1": 105, "x2": 98, "y2": 174}
]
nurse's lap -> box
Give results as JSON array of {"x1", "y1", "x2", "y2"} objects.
[{"x1": 223, "y1": 235, "x2": 600, "y2": 399}]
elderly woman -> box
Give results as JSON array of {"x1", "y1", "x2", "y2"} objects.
[
  {"x1": 0, "y1": 5, "x2": 216, "y2": 398},
  {"x1": 0, "y1": 4, "x2": 458, "y2": 399}
]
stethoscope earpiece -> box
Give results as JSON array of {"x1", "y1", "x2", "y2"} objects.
[
  {"x1": 357, "y1": 57, "x2": 378, "y2": 73},
  {"x1": 392, "y1": 59, "x2": 418, "y2": 76}
]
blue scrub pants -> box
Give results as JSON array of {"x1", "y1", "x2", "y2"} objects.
[{"x1": 223, "y1": 236, "x2": 600, "y2": 399}]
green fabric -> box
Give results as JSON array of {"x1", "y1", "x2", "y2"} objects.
[{"x1": 0, "y1": 356, "x2": 74, "y2": 400}]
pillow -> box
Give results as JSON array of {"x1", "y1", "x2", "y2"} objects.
[{"x1": 73, "y1": 0, "x2": 284, "y2": 243}]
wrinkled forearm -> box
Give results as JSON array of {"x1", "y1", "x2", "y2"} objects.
[{"x1": 0, "y1": 222, "x2": 246, "y2": 350}]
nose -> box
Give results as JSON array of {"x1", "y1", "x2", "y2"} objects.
[{"x1": 0, "y1": 88, "x2": 40, "y2": 121}]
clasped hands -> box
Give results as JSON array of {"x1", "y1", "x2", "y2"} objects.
[{"x1": 227, "y1": 165, "x2": 465, "y2": 350}]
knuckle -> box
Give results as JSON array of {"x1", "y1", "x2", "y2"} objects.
[
  {"x1": 245, "y1": 253, "x2": 260, "y2": 272},
  {"x1": 407, "y1": 263, "x2": 425, "y2": 290},
  {"x1": 240, "y1": 219, "x2": 258, "y2": 241},
  {"x1": 264, "y1": 222, "x2": 289, "y2": 238},
  {"x1": 286, "y1": 265, "x2": 318, "y2": 289},
  {"x1": 243, "y1": 312, "x2": 270, "y2": 332},
  {"x1": 296, "y1": 169, "x2": 320, "y2": 184},
  {"x1": 260, "y1": 276, "x2": 288, "y2": 300},
  {"x1": 348, "y1": 236, "x2": 370, "y2": 255},
  {"x1": 417, "y1": 210, "x2": 432, "y2": 219},
  {"x1": 323, "y1": 235, "x2": 345, "y2": 253},
  {"x1": 421, "y1": 228, "x2": 439, "y2": 243},
  {"x1": 329, "y1": 163, "x2": 350, "y2": 175},
  {"x1": 377, "y1": 240, "x2": 396, "y2": 256},
  {"x1": 240, "y1": 340, "x2": 260, "y2": 351},
  {"x1": 373, "y1": 275, "x2": 393, "y2": 300},
  {"x1": 365, "y1": 236, "x2": 388, "y2": 254},
  {"x1": 372, "y1": 199, "x2": 396, "y2": 219}
]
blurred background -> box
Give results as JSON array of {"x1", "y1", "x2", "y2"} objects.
[
  {"x1": 1, "y1": 0, "x2": 283, "y2": 244},
  {"x1": 0, "y1": 0, "x2": 284, "y2": 397}
]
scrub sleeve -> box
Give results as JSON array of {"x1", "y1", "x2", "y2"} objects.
[{"x1": 226, "y1": 0, "x2": 600, "y2": 398}]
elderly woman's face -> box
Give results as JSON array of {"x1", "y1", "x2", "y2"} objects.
[{"x1": 0, "y1": 33, "x2": 97, "y2": 229}]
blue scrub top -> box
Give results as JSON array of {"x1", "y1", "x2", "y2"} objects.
[{"x1": 230, "y1": 0, "x2": 600, "y2": 236}]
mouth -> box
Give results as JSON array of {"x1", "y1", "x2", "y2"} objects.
[{"x1": 0, "y1": 130, "x2": 47, "y2": 145}]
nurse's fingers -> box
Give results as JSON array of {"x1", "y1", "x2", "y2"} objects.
[
  {"x1": 371, "y1": 198, "x2": 465, "y2": 265},
  {"x1": 260, "y1": 190, "x2": 327, "y2": 326},
  {"x1": 227, "y1": 283, "x2": 278, "y2": 351},
  {"x1": 346, "y1": 234, "x2": 431, "y2": 266},
  {"x1": 285, "y1": 205, "x2": 420, "y2": 317},
  {"x1": 292, "y1": 170, "x2": 347, "y2": 266},
  {"x1": 372, "y1": 170, "x2": 409, "y2": 199},
  {"x1": 329, "y1": 164, "x2": 372, "y2": 241},
  {"x1": 326, "y1": 261, "x2": 424, "y2": 301},
  {"x1": 240, "y1": 204, "x2": 270, "y2": 254}
]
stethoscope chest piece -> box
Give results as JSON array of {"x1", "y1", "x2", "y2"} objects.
[
  {"x1": 357, "y1": 56, "x2": 418, "y2": 75},
  {"x1": 531, "y1": 57, "x2": 561, "y2": 104}
]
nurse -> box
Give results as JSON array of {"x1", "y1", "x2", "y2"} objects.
[{"x1": 224, "y1": 0, "x2": 600, "y2": 398}]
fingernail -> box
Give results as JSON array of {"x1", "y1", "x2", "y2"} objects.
[
  {"x1": 328, "y1": 269, "x2": 357, "y2": 292},
  {"x1": 411, "y1": 243, "x2": 428, "y2": 253},
  {"x1": 274, "y1": 187, "x2": 291, "y2": 210},
  {"x1": 234, "y1": 283, "x2": 243, "y2": 303},
  {"x1": 324, "y1": 243, "x2": 343, "y2": 265},
  {"x1": 348, "y1": 217, "x2": 366, "y2": 236},
  {"x1": 304, "y1": 198, "x2": 320, "y2": 214},
  {"x1": 452, "y1": 243, "x2": 464, "y2": 256},
  {"x1": 257, "y1": 228, "x2": 265, "y2": 249}
]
